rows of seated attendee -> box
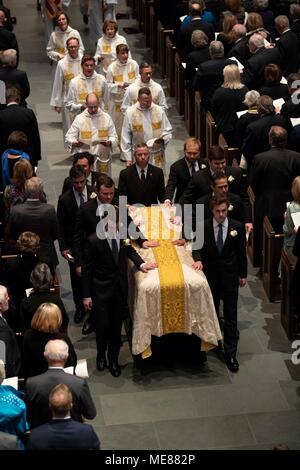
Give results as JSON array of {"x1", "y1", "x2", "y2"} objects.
[{"x1": 1, "y1": 0, "x2": 300, "y2": 450}]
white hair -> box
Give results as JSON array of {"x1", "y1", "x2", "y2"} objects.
[{"x1": 44, "y1": 340, "x2": 69, "y2": 362}]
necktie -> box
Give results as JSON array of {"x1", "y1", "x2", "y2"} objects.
[
  {"x1": 191, "y1": 163, "x2": 195, "y2": 175},
  {"x1": 111, "y1": 237, "x2": 119, "y2": 264},
  {"x1": 79, "y1": 192, "x2": 85, "y2": 207},
  {"x1": 216, "y1": 223, "x2": 223, "y2": 253},
  {"x1": 141, "y1": 169, "x2": 146, "y2": 183}
]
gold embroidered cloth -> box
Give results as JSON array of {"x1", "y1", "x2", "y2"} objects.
[{"x1": 128, "y1": 206, "x2": 222, "y2": 357}]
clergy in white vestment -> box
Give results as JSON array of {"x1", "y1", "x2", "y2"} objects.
[
  {"x1": 121, "y1": 87, "x2": 172, "y2": 169},
  {"x1": 65, "y1": 93, "x2": 119, "y2": 176},
  {"x1": 121, "y1": 62, "x2": 168, "y2": 113},
  {"x1": 94, "y1": 19, "x2": 130, "y2": 76},
  {"x1": 106, "y1": 44, "x2": 139, "y2": 139},
  {"x1": 50, "y1": 37, "x2": 83, "y2": 145},
  {"x1": 46, "y1": 11, "x2": 84, "y2": 62},
  {"x1": 66, "y1": 55, "x2": 109, "y2": 116}
]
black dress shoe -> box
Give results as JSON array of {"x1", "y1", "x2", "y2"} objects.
[
  {"x1": 74, "y1": 308, "x2": 84, "y2": 324},
  {"x1": 224, "y1": 354, "x2": 239, "y2": 373},
  {"x1": 82, "y1": 318, "x2": 94, "y2": 335},
  {"x1": 108, "y1": 361, "x2": 121, "y2": 377},
  {"x1": 96, "y1": 354, "x2": 107, "y2": 371}
]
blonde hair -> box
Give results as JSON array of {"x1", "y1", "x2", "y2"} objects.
[
  {"x1": 292, "y1": 176, "x2": 300, "y2": 203},
  {"x1": 17, "y1": 231, "x2": 40, "y2": 254},
  {"x1": 222, "y1": 64, "x2": 244, "y2": 89},
  {"x1": 31, "y1": 303, "x2": 62, "y2": 333}
]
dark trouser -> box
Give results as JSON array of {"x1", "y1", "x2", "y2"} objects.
[
  {"x1": 68, "y1": 260, "x2": 83, "y2": 310},
  {"x1": 210, "y1": 282, "x2": 239, "y2": 357},
  {"x1": 93, "y1": 287, "x2": 125, "y2": 362}
]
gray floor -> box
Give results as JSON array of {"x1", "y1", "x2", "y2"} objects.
[{"x1": 9, "y1": 0, "x2": 300, "y2": 450}]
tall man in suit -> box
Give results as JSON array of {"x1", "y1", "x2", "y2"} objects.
[
  {"x1": 61, "y1": 152, "x2": 95, "y2": 193},
  {"x1": 192, "y1": 196, "x2": 247, "y2": 372},
  {"x1": 164, "y1": 137, "x2": 206, "y2": 204},
  {"x1": 25, "y1": 339, "x2": 96, "y2": 429},
  {"x1": 0, "y1": 49, "x2": 30, "y2": 107},
  {"x1": 0, "y1": 285, "x2": 20, "y2": 378},
  {"x1": 118, "y1": 143, "x2": 165, "y2": 206},
  {"x1": 82, "y1": 210, "x2": 157, "y2": 377},
  {"x1": 275, "y1": 15, "x2": 300, "y2": 76},
  {"x1": 57, "y1": 166, "x2": 95, "y2": 324},
  {"x1": 28, "y1": 383, "x2": 100, "y2": 450}
]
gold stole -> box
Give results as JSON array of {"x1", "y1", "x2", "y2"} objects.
[
  {"x1": 131, "y1": 106, "x2": 162, "y2": 144},
  {"x1": 79, "y1": 113, "x2": 109, "y2": 141},
  {"x1": 54, "y1": 31, "x2": 66, "y2": 55},
  {"x1": 112, "y1": 62, "x2": 137, "y2": 108},
  {"x1": 77, "y1": 76, "x2": 102, "y2": 104}
]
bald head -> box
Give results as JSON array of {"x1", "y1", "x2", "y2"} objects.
[
  {"x1": 232, "y1": 24, "x2": 247, "y2": 40},
  {"x1": 249, "y1": 34, "x2": 265, "y2": 53},
  {"x1": 269, "y1": 126, "x2": 287, "y2": 148},
  {"x1": 86, "y1": 93, "x2": 100, "y2": 114},
  {"x1": 44, "y1": 339, "x2": 69, "y2": 365}
]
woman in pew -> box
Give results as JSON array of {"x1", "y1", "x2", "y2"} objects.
[
  {"x1": 259, "y1": 64, "x2": 290, "y2": 101},
  {"x1": 211, "y1": 63, "x2": 248, "y2": 146},
  {"x1": 217, "y1": 10, "x2": 237, "y2": 56},
  {"x1": 3, "y1": 158, "x2": 33, "y2": 218},
  {"x1": 1, "y1": 131, "x2": 31, "y2": 191},
  {"x1": 235, "y1": 90, "x2": 260, "y2": 162},
  {"x1": 283, "y1": 176, "x2": 300, "y2": 256},
  {"x1": 22, "y1": 302, "x2": 76, "y2": 378},
  {"x1": 185, "y1": 30, "x2": 210, "y2": 85}
]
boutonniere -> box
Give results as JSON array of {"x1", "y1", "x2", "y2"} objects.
[
  {"x1": 230, "y1": 229, "x2": 238, "y2": 237},
  {"x1": 228, "y1": 204, "x2": 234, "y2": 211},
  {"x1": 228, "y1": 175, "x2": 235, "y2": 183},
  {"x1": 90, "y1": 192, "x2": 97, "y2": 199},
  {"x1": 201, "y1": 164, "x2": 206, "y2": 169},
  {"x1": 123, "y1": 238, "x2": 131, "y2": 246}
]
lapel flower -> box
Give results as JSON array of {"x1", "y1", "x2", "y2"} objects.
[
  {"x1": 123, "y1": 238, "x2": 131, "y2": 246},
  {"x1": 230, "y1": 229, "x2": 238, "y2": 237},
  {"x1": 90, "y1": 192, "x2": 97, "y2": 199},
  {"x1": 228, "y1": 175, "x2": 235, "y2": 183},
  {"x1": 201, "y1": 164, "x2": 206, "y2": 169},
  {"x1": 228, "y1": 204, "x2": 234, "y2": 211}
]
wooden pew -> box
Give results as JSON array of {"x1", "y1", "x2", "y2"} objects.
[
  {"x1": 149, "y1": 3, "x2": 157, "y2": 63},
  {"x1": 281, "y1": 250, "x2": 300, "y2": 339},
  {"x1": 218, "y1": 134, "x2": 239, "y2": 167},
  {"x1": 157, "y1": 23, "x2": 174, "y2": 77},
  {"x1": 184, "y1": 87, "x2": 194, "y2": 135},
  {"x1": 194, "y1": 91, "x2": 202, "y2": 140},
  {"x1": 175, "y1": 52, "x2": 185, "y2": 115},
  {"x1": 262, "y1": 216, "x2": 283, "y2": 302},
  {"x1": 247, "y1": 187, "x2": 261, "y2": 267},
  {"x1": 165, "y1": 34, "x2": 176, "y2": 97},
  {"x1": 205, "y1": 111, "x2": 218, "y2": 158}
]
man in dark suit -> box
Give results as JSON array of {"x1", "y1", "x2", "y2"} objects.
[
  {"x1": 0, "y1": 49, "x2": 29, "y2": 107},
  {"x1": 250, "y1": 126, "x2": 300, "y2": 232},
  {"x1": 192, "y1": 196, "x2": 247, "y2": 372},
  {"x1": 57, "y1": 166, "x2": 95, "y2": 324},
  {"x1": 61, "y1": 152, "x2": 95, "y2": 194},
  {"x1": 27, "y1": 383, "x2": 100, "y2": 450},
  {"x1": 226, "y1": 24, "x2": 250, "y2": 65},
  {"x1": 82, "y1": 215, "x2": 157, "y2": 377},
  {"x1": 242, "y1": 34, "x2": 282, "y2": 90},
  {"x1": 0, "y1": 9, "x2": 18, "y2": 63},
  {"x1": 9, "y1": 177, "x2": 59, "y2": 270},
  {"x1": 118, "y1": 143, "x2": 165, "y2": 206},
  {"x1": 192, "y1": 41, "x2": 235, "y2": 110},
  {"x1": 280, "y1": 73, "x2": 300, "y2": 119},
  {"x1": 180, "y1": 146, "x2": 251, "y2": 232},
  {"x1": 242, "y1": 95, "x2": 288, "y2": 170},
  {"x1": 290, "y1": 2, "x2": 300, "y2": 40},
  {"x1": 24, "y1": 339, "x2": 96, "y2": 429},
  {"x1": 275, "y1": 15, "x2": 300, "y2": 76},
  {"x1": 164, "y1": 137, "x2": 207, "y2": 204},
  {"x1": 0, "y1": 285, "x2": 20, "y2": 377},
  {"x1": 0, "y1": 87, "x2": 41, "y2": 167}
]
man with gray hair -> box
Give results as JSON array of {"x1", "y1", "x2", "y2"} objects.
[
  {"x1": 192, "y1": 41, "x2": 235, "y2": 110},
  {"x1": 0, "y1": 285, "x2": 21, "y2": 377},
  {"x1": 9, "y1": 177, "x2": 59, "y2": 270},
  {"x1": 226, "y1": 24, "x2": 250, "y2": 65},
  {"x1": 242, "y1": 33, "x2": 282, "y2": 89},
  {"x1": 0, "y1": 49, "x2": 30, "y2": 107},
  {"x1": 24, "y1": 339, "x2": 96, "y2": 429},
  {"x1": 275, "y1": 15, "x2": 300, "y2": 76}
]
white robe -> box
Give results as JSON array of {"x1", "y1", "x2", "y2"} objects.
[
  {"x1": 106, "y1": 58, "x2": 139, "y2": 138},
  {"x1": 46, "y1": 26, "x2": 85, "y2": 62},
  {"x1": 121, "y1": 102, "x2": 172, "y2": 169},
  {"x1": 121, "y1": 78, "x2": 168, "y2": 113},
  {"x1": 94, "y1": 33, "x2": 130, "y2": 76},
  {"x1": 65, "y1": 108, "x2": 119, "y2": 176},
  {"x1": 66, "y1": 71, "x2": 109, "y2": 115}
]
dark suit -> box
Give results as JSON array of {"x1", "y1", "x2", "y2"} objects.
[
  {"x1": 193, "y1": 218, "x2": 247, "y2": 356},
  {"x1": 276, "y1": 30, "x2": 300, "y2": 76},
  {"x1": 281, "y1": 97, "x2": 300, "y2": 119},
  {"x1": 242, "y1": 47, "x2": 282, "y2": 90},
  {"x1": 82, "y1": 232, "x2": 144, "y2": 361},
  {"x1": 226, "y1": 37, "x2": 250, "y2": 65},
  {"x1": 27, "y1": 418, "x2": 100, "y2": 450},
  {"x1": 165, "y1": 157, "x2": 207, "y2": 203},
  {"x1": 0, "y1": 104, "x2": 41, "y2": 167},
  {"x1": 118, "y1": 164, "x2": 165, "y2": 206},
  {"x1": 177, "y1": 19, "x2": 215, "y2": 59},
  {"x1": 9, "y1": 200, "x2": 59, "y2": 268},
  {"x1": 0, "y1": 26, "x2": 18, "y2": 62},
  {"x1": 24, "y1": 368, "x2": 96, "y2": 429},
  {"x1": 57, "y1": 186, "x2": 93, "y2": 309},
  {"x1": 185, "y1": 46, "x2": 210, "y2": 84},
  {"x1": 0, "y1": 67, "x2": 30, "y2": 106},
  {"x1": 0, "y1": 314, "x2": 20, "y2": 377},
  {"x1": 197, "y1": 192, "x2": 246, "y2": 223}
]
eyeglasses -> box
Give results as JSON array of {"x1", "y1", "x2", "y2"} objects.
[{"x1": 68, "y1": 46, "x2": 79, "y2": 49}]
